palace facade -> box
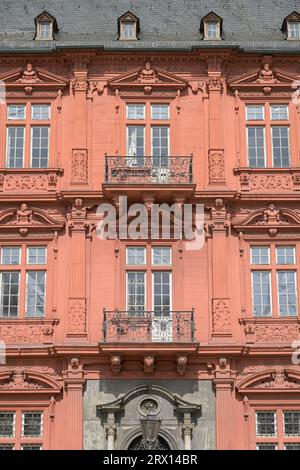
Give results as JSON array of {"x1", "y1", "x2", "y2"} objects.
[{"x1": 0, "y1": 1, "x2": 300, "y2": 450}]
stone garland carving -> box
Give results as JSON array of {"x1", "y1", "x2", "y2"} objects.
[
  {"x1": 208, "y1": 150, "x2": 226, "y2": 184},
  {"x1": 68, "y1": 300, "x2": 86, "y2": 333},
  {"x1": 71, "y1": 149, "x2": 88, "y2": 183},
  {"x1": 212, "y1": 299, "x2": 231, "y2": 334},
  {"x1": 0, "y1": 324, "x2": 54, "y2": 344},
  {"x1": 255, "y1": 325, "x2": 299, "y2": 343},
  {"x1": 0, "y1": 173, "x2": 58, "y2": 192}
]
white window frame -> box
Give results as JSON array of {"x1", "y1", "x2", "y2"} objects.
[
  {"x1": 6, "y1": 126, "x2": 25, "y2": 168},
  {"x1": 251, "y1": 246, "x2": 270, "y2": 265},
  {"x1": 21, "y1": 412, "x2": 43, "y2": 438},
  {"x1": 120, "y1": 21, "x2": 137, "y2": 40},
  {"x1": 270, "y1": 104, "x2": 289, "y2": 121},
  {"x1": 1, "y1": 247, "x2": 21, "y2": 265},
  {"x1": 0, "y1": 271, "x2": 20, "y2": 318},
  {"x1": 126, "y1": 247, "x2": 146, "y2": 266},
  {"x1": 25, "y1": 271, "x2": 46, "y2": 318},
  {"x1": 151, "y1": 126, "x2": 170, "y2": 157},
  {"x1": 246, "y1": 104, "x2": 265, "y2": 121},
  {"x1": 151, "y1": 104, "x2": 170, "y2": 120},
  {"x1": 126, "y1": 125, "x2": 145, "y2": 158},
  {"x1": 126, "y1": 271, "x2": 146, "y2": 312},
  {"x1": 288, "y1": 21, "x2": 300, "y2": 39},
  {"x1": 151, "y1": 247, "x2": 172, "y2": 266},
  {"x1": 256, "y1": 411, "x2": 277, "y2": 437},
  {"x1": 277, "y1": 270, "x2": 298, "y2": 317},
  {"x1": 246, "y1": 126, "x2": 266, "y2": 168},
  {"x1": 26, "y1": 247, "x2": 47, "y2": 265},
  {"x1": 276, "y1": 246, "x2": 296, "y2": 265},
  {"x1": 126, "y1": 104, "x2": 145, "y2": 120},
  {"x1": 30, "y1": 126, "x2": 50, "y2": 168},
  {"x1": 204, "y1": 21, "x2": 221, "y2": 40},
  {"x1": 7, "y1": 104, "x2": 26, "y2": 121},
  {"x1": 31, "y1": 104, "x2": 51, "y2": 121},
  {"x1": 36, "y1": 21, "x2": 53, "y2": 40},
  {"x1": 0, "y1": 412, "x2": 16, "y2": 438},
  {"x1": 251, "y1": 270, "x2": 272, "y2": 317},
  {"x1": 152, "y1": 271, "x2": 172, "y2": 312},
  {"x1": 271, "y1": 126, "x2": 290, "y2": 168}
]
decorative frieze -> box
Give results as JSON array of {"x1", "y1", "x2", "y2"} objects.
[
  {"x1": 235, "y1": 168, "x2": 300, "y2": 192},
  {"x1": 208, "y1": 150, "x2": 226, "y2": 184},
  {"x1": 240, "y1": 318, "x2": 300, "y2": 344},
  {"x1": 68, "y1": 299, "x2": 86, "y2": 334},
  {"x1": 0, "y1": 169, "x2": 61, "y2": 193},
  {"x1": 212, "y1": 299, "x2": 231, "y2": 335},
  {"x1": 0, "y1": 319, "x2": 59, "y2": 344}
]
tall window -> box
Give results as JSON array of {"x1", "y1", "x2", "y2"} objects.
[
  {"x1": 250, "y1": 245, "x2": 298, "y2": 317},
  {"x1": 246, "y1": 104, "x2": 290, "y2": 168},
  {"x1": 5, "y1": 103, "x2": 50, "y2": 168},
  {"x1": 0, "y1": 245, "x2": 47, "y2": 318},
  {"x1": 256, "y1": 410, "x2": 300, "y2": 450},
  {"x1": 126, "y1": 103, "x2": 170, "y2": 165},
  {"x1": 0, "y1": 410, "x2": 43, "y2": 450}
]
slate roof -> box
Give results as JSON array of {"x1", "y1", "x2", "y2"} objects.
[{"x1": 0, "y1": 0, "x2": 299, "y2": 52}]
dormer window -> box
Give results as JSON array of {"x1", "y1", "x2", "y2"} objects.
[
  {"x1": 200, "y1": 12, "x2": 222, "y2": 40},
  {"x1": 282, "y1": 11, "x2": 300, "y2": 40},
  {"x1": 118, "y1": 11, "x2": 139, "y2": 40},
  {"x1": 34, "y1": 11, "x2": 58, "y2": 40}
]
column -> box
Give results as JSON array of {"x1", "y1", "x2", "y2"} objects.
[
  {"x1": 214, "y1": 358, "x2": 234, "y2": 450},
  {"x1": 64, "y1": 359, "x2": 85, "y2": 450}
]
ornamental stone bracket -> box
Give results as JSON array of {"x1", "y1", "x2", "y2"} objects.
[
  {"x1": 0, "y1": 168, "x2": 63, "y2": 194},
  {"x1": 234, "y1": 167, "x2": 300, "y2": 193},
  {"x1": 103, "y1": 353, "x2": 191, "y2": 376},
  {"x1": 239, "y1": 317, "x2": 300, "y2": 345},
  {"x1": 0, "y1": 318, "x2": 59, "y2": 345}
]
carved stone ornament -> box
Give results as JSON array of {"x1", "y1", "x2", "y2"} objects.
[
  {"x1": 232, "y1": 204, "x2": 300, "y2": 233},
  {"x1": 71, "y1": 149, "x2": 88, "y2": 183},
  {"x1": 0, "y1": 370, "x2": 44, "y2": 390},
  {"x1": 143, "y1": 355, "x2": 155, "y2": 374},
  {"x1": 212, "y1": 299, "x2": 231, "y2": 334},
  {"x1": 209, "y1": 150, "x2": 226, "y2": 184},
  {"x1": 68, "y1": 300, "x2": 86, "y2": 333},
  {"x1": 176, "y1": 355, "x2": 188, "y2": 375},
  {"x1": 111, "y1": 355, "x2": 122, "y2": 375}
]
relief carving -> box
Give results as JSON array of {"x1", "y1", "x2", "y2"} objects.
[
  {"x1": 0, "y1": 370, "x2": 44, "y2": 390},
  {"x1": 71, "y1": 149, "x2": 88, "y2": 183},
  {"x1": 68, "y1": 300, "x2": 86, "y2": 333},
  {"x1": 256, "y1": 325, "x2": 299, "y2": 343},
  {"x1": 212, "y1": 299, "x2": 231, "y2": 334},
  {"x1": 209, "y1": 150, "x2": 226, "y2": 184}
]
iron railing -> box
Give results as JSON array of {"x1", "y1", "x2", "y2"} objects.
[
  {"x1": 102, "y1": 309, "x2": 195, "y2": 343},
  {"x1": 105, "y1": 156, "x2": 193, "y2": 184}
]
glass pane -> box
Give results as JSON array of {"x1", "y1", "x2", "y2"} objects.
[
  {"x1": 0, "y1": 412, "x2": 15, "y2": 438},
  {"x1": 0, "y1": 272, "x2": 20, "y2": 318},
  {"x1": 27, "y1": 247, "x2": 47, "y2": 265},
  {"x1": 284, "y1": 412, "x2": 300, "y2": 437},
  {"x1": 122, "y1": 21, "x2": 135, "y2": 38},
  {"x1": 247, "y1": 127, "x2": 265, "y2": 167},
  {"x1": 26, "y1": 271, "x2": 46, "y2": 317},
  {"x1": 32, "y1": 105, "x2": 50, "y2": 120},
  {"x1": 7, "y1": 105, "x2": 25, "y2": 120},
  {"x1": 277, "y1": 271, "x2": 297, "y2": 316},
  {"x1": 271, "y1": 105, "x2": 288, "y2": 120},
  {"x1": 256, "y1": 412, "x2": 276, "y2": 437},
  {"x1": 127, "y1": 126, "x2": 145, "y2": 160},
  {"x1": 153, "y1": 271, "x2": 171, "y2": 314},
  {"x1": 31, "y1": 127, "x2": 49, "y2": 168},
  {"x1": 127, "y1": 104, "x2": 145, "y2": 120},
  {"x1": 276, "y1": 246, "x2": 295, "y2": 265},
  {"x1": 151, "y1": 104, "x2": 169, "y2": 120},
  {"x1": 246, "y1": 105, "x2": 264, "y2": 121},
  {"x1": 1, "y1": 247, "x2": 21, "y2": 265},
  {"x1": 251, "y1": 247, "x2": 270, "y2": 265},
  {"x1": 289, "y1": 22, "x2": 300, "y2": 39},
  {"x1": 272, "y1": 126, "x2": 290, "y2": 168},
  {"x1": 126, "y1": 247, "x2": 146, "y2": 265},
  {"x1": 252, "y1": 271, "x2": 271, "y2": 317},
  {"x1": 152, "y1": 247, "x2": 171, "y2": 265},
  {"x1": 207, "y1": 22, "x2": 218, "y2": 38},
  {"x1": 126, "y1": 272, "x2": 145, "y2": 314},
  {"x1": 7, "y1": 127, "x2": 24, "y2": 168},
  {"x1": 22, "y1": 412, "x2": 42, "y2": 437}
]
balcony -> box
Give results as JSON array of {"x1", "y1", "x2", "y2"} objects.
[
  {"x1": 234, "y1": 167, "x2": 300, "y2": 196},
  {"x1": 102, "y1": 309, "x2": 195, "y2": 343},
  {"x1": 103, "y1": 156, "x2": 194, "y2": 201}
]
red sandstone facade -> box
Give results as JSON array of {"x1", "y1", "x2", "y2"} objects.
[{"x1": 0, "y1": 39, "x2": 300, "y2": 450}]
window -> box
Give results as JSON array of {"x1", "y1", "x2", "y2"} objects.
[
  {"x1": 126, "y1": 103, "x2": 170, "y2": 164},
  {"x1": 284, "y1": 412, "x2": 300, "y2": 437},
  {"x1": 34, "y1": 11, "x2": 57, "y2": 40},
  {"x1": 257, "y1": 443, "x2": 277, "y2": 450},
  {"x1": 288, "y1": 22, "x2": 300, "y2": 39},
  {"x1": 151, "y1": 104, "x2": 169, "y2": 120},
  {"x1": 0, "y1": 245, "x2": 47, "y2": 318},
  {"x1": 22, "y1": 412, "x2": 43, "y2": 438},
  {"x1": 126, "y1": 272, "x2": 146, "y2": 314},
  {"x1": 251, "y1": 247, "x2": 270, "y2": 265},
  {"x1": 250, "y1": 245, "x2": 298, "y2": 318},
  {"x1": 285, "y1": 443, "x2": 300, "y2": 450},
  {"x1": 153, "y1": 271, "x2": 171, "y2": 314},
  {"x1": 256, "y1": 412, "x2": 277, "y2": 437},
  {"x1": 6, "y1": 103, "x2": 51, "y2": 168},
  {"x1": 245, "y1": 103, "x2": 291, "y2": 168},
  {"x1": 251, "y1": 271, "x2": 272, "y2": 317},
  {"x1": 246, "y1": 105, "x2": 264, "y2": 121},
  {"x1": 7, "y1": 105, "x2": 25, "y2": 120},
  {"x1": 247, "y1": 127, "x2": 265, "y2": 168},
  {"x1": 0, "y1": 410, "x2": 44, "y2": 451},
  {"x1": 31, "y1": 127, "x2": 49, "y2": 168},
  {"x1": 118, "y1": 12, "x2": 139, "y2": 40},
  {"x1": 32, "y1": 104, "x2": 50, "y2": 120},
  {"x1": 0, "y1": 412, "x2": 15, "y2": 438},
  {"x1": 21, "y1": 445, "x2": 42, "y2": 450},
  {"x1": 152, "y1": 247, "x2": 171, "y2": 265},
  {"x1": 6, "y1": 127, "x2": 25, "y2": 168},
  {"x1": 126, "y1": 247, "x2": 146, "y2": 265},
  {"x1": 201, "y1": 12, "x2": 222, "y2": 40},
  {"x1": 127, "y1": 104, "x2": 145, "y2": 120}
]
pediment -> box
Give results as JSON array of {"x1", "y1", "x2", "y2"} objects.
[
  {"x1": 0, "y1": 204, "x2": 65, "y2": 232},
  {"x1": 232, "y1": 204, "x2": 300, "y2": 232},
  {"x1": 229, "y1": 64, "x2": 299, "y2": 92},
  {"x1": 237, "y1": 369, "x2": 300, "y2": 394},
  {"x1": 108, "y1": 62, "x2": 187, "y2": 95},
  {"x1": 0, "y1": 369, "x2": 62, "y2": 394},
  {"x1": 0, "y1": 63, "x2": 68, "y2": 94}
]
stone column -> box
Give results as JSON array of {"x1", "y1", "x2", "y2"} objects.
[
  {"x1": 67, "y1": 199, "x2": 88, "y2": 338},
  {"x1": 64, "y1": 358, "x2": 85, "y2": 450},
  {"x1": 106, "y1": 413, "x2": 116, "y2": 450},
  {"x1": 210, "y1": 199, "x2": 232, "y2": 339},
  {"x1": 214, "y1": 358, "x2": 234, "y2": 450}
]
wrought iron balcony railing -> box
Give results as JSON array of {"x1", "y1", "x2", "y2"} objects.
[
  {"x1": 102, "y1": 309, "x2": 195, "y2": 343},
  {"x1": 105, "y1": 156, "x2": 193, "y2": 184}
]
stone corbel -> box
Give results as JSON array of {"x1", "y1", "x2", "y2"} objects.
[
  {"x1": 111, "y1": 355, "x2": 122, "y2": 375},
  {"x1": 176, "y1": 355, "x2": 188, "y2": 375},
  {"x1": 143, "y1": 355, "x2": 155, "y2": 374}
]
